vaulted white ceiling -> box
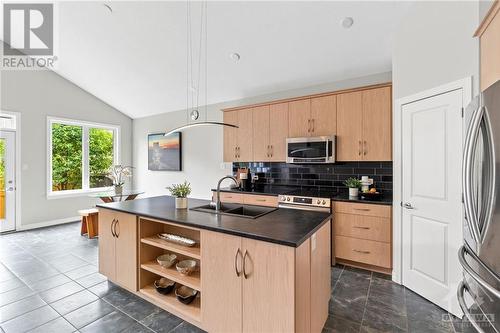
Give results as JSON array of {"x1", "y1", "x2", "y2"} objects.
[{"x1": 55, "y1": 1, "x2": 411, "y2": 118}]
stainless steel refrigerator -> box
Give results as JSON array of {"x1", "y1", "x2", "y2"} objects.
[{"x1": 458, "y1": 80, "x2": 500, "y2": 332}]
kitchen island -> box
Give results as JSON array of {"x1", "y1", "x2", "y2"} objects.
[{"x1": 96, "y1": 195, "x2": 331, "y2": 333}]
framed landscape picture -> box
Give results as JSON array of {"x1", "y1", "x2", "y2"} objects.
[{"x1": 148, "y1": 132, "x2": 182, "y2": 171}]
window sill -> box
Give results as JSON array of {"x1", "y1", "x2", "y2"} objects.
[{"x1": 47, "y1": 187, "x2": 113, "y2": 200}]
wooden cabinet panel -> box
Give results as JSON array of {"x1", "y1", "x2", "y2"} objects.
[
  {"x1": 98, "y1": 209, "x2": 116, "y2": 281},
  {"x1": 362, "y1": 87, "x2": 392, "y2": 161},
  {"x1": 310, "y1": 221, "x2": 331, "y2": 333},
  {"x1": 237, "y1": 109, "x2": 253, "y2": 161},
  {"x1": 269, "y1": 103, "x2": 288, "y2": 161},
  {"x1": 334, "y1": 201, "x2": 391, "y2": 218},
  {"x1": 336, "y1": 92, "x2": 363, "y2": 161},
  {"x1": 288, "y1": 99, "x2": 311, "y2": 138},
  {"x1": 242, "y1": 194, "x2": 278, "y2": 207},
  {"x1": 335, "y1": 235, "x2": 391, "y2": 268},
  {"x1": 334, "y1": 213, "x2": 391, "y2": 243},
  {"x1": 241, "y1": 238, "x2": 295, "y2": 333},
  {"x1": 114, "y1": 212, "x2": 138, "y2": 291},
  {"x1": 223, "y1": 111, "x2": 238, "y2": 162},
  {"x1": 479, "y1": 2, "x2": 500, "y2": 91},
  {"x1": 202, "y1": 231, "x2": 243, "y2": 333},
  {"x1": 252, "y1": 106, "x2": 270, "y2": 161},
  {"x1": 216, "y1": 192, "x2": 244, "y2": 204},
  {"x1": 311, "y1": 95, "x2": 337, "y2": 136}
]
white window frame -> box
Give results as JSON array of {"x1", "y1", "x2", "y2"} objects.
[{"x1": 47, "y1": 116, "x2": 120, "y2": 199}]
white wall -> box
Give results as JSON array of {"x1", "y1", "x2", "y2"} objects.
[
  {"x1": 392, "y1": 1, "x2": 480, "y2": 100},
  {"x1": 133, "y1": 72, "x2": 392, "y2": 200},
  {"x1": 1, "y1": 69, "x2": 133, "y2": 229}
]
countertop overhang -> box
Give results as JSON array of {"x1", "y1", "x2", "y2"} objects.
[{"x1": 97, "y1": 196, "x2": 331, "y2": 247}]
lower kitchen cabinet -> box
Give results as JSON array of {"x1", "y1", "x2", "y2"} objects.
[
  {"x1": 201, "y1": 221, "x2": 330, "y2": 333},
  {"x1": 98, "y1": 208, "x2": 138, "y2": 291}
]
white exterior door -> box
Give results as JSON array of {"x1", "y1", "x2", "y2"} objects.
[
  {"x1": 0, "y1": 131, "x2": 15, "y2": 232},
  {"x1": 401, "y1": 89, "x2": 463, "y2": 316}
]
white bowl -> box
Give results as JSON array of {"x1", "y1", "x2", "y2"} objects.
[
  {"x1": 157, "y1": 254, "x2": 177, "y2": 268},
  {"x1": 176, "y1": 259, "x2": 196, "y2": 276}
]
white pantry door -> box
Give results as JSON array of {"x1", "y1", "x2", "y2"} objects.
[{"x1": 401, "y1": 89, "x2": 463, "y2": 316}]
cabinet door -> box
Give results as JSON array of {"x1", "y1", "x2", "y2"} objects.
[
  {"x1": 362, "y1": 87, "x2": 392, "y2": 161},
  {"x1": 336, "y1": 92, "x2": 363, "y2": 161},
  {"x1": 237, "y1": 108, "x2": 253, "y2": 162},
  {"x1": 223, "y1": 111, "x2": 238, "y2": 162},
  {"x1": 98, "y1": 209, "x2": 116, "y2": 281},
  {"x1": 269, "y1": 103, "x2": 288, "y2": 161},
  {"x1": 252, "y1": 106, "x2": 270, "y2": 161},
  {"x1": 202, "y1": 231, "x2": 242, "y2": 333},
  {"x1": 311, "y1": 95, "x2": 337, "y2": 136},
  {"x1": 114, "y1": 212, "x2": 137, "y2": 291},
  {"x1": 242, "y1": 238, "x2": 295, "y2": 333},
  {"x1": 311, "y1": 221, "x2": 331, "y2": 333},
  {"x1": 288, "y1": 99, "x2": 311, "y2": 138}
]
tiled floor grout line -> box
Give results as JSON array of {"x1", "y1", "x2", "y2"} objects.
[
  {"x1": 357, "y1": 271, "x2": 373, "y2": 333},
  {"x1": 331, "y1": 265, "x2": 344, "y2": 292}
]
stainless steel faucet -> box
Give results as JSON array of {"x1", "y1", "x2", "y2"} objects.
[{"x1": 215, "y1": 175, "x2": 239, "y2": 212}]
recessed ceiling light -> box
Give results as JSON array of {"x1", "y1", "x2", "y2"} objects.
[
  {"x1": 229, "y1": 53, "x2": 241, "y2": 62},
  {"x1": 341, "y1": 17, "x2": 354, "y2": 29}
]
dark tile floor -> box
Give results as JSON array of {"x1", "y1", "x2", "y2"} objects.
[{"x1": 0, "y1": 222, "x2": 472, "y2": 333}]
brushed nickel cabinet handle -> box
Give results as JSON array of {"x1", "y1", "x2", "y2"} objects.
[
  {"x1": 353, "y1": 249, "x2": 370, "y2": 254},
  {"x1": 363, "y1": 141, "x2": 367, "y2": 156},
  {"x1": 312, "y1": 119, "x2": 315, "y2": 132},
  {"x1": 235, "y1": 248, "x2": 241, "y2": 277},
  {"x1": 307, "y1": 119, "x2": 311, "y2": 132},
  {"x1": 271, "y1": 145, "x2": 273, "y2": 157},
  {"x1": 235, "y1": 147, "x2": 237, "y2": 158},
  {"x1": 110, "y1": 219, "x2": 116, "y2": 237},
  {"x1": 353, "y1": 226, "x2": 370, "y2": 230},
  {"x1": 256, "y1": 199, "x2": 266, "y2": 202},
  {"x1": 353, "y1": 208, "x2": 370, "y2": 211},
  {"x1": 243, "y1": 250, "x2": 249, "y2": 279},
  {"x1": 358, "y1": 141, "x2": 362, "y2": 156},
  {"x1": 114, "y1": 220, "x2": 120, "y2": 238}
]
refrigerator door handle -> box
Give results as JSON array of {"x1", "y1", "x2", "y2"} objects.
[
  {"x1": 463, "y1": 105, "x2": 483, "y2": 244},
  {"x1": 457, "y1": 281, "x2": 488, "y2": 333},
  {"x1": 458, "y1": 245, "x2": 500, "y2": 299}
]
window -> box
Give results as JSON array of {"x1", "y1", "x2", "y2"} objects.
[{"x1": 48, "y1": 117, "x2": 119, "y2": 197}]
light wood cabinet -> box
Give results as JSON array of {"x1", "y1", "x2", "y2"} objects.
[
  {"x1": 333, "y1": 202, "x2": 391, "y2": 273},
  {"x1": 201, "y1": 222, "x2": 330, "y2": 333},
  {"x1": 311, "y1": 95, "x2": 337, "y2": 136},
  {"x1": 288, "y1": 99, "x2": 311, "y2": 137},
  {"x1": 98, "y1": 208, "x2": 137, "y2": 291},
  {"x1": 336, "y1": 87, "x2": 392, "y2": 161},
  {"x1": 223, "y1": 109, "x2": 253, "y2": 162},
  {"x1": 269, "y1": 103, "x2": 289, "y2": 161},
  {"x1": 252, "y1": 105, "x2": 270, "y2": 161},
  {"x1": 212, "y1": 191, "x2": 278, "y2": 208},
  {"x1": 475, "y1": 1, "x2": 500, "y2": 91}
]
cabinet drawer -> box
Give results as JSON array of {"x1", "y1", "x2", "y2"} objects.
[
  {"x1": 334, "y1": 213, "x2": 391, "y2": 243},
  {"x1": 335, "y1": 235, "x2": 391, "y2": 268},
  {"x1": 243, "y1": 194, "x2": 278, "y2": 207},
  {"x1": 334, "y1": 202, "x2": 391, "y2": 218},
  {"x1": 216, "y1": 192, "x2": 244, "y2": 204}
]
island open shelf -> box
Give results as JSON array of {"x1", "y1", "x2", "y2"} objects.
[{"x1": 141, "y1": 260, "x2": 201, "y2": 291}]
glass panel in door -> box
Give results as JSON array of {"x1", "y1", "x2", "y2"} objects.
[{"x1": 0, "y1": 131, "x2": 15, "y2": 232}]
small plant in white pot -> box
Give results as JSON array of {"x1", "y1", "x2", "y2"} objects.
[
  {"x1": 166, "y1": 181, "x2": 192, "y2": 209},
  {"x1": 344, "y1": 177, "x2": 362, "y2": 197}
]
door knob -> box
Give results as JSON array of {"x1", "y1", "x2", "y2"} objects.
[
  {"x1": 402, "y1": 202, "x2": 414, "y2": 209},
  {"x1": 6, "y1": 187, "x2": 14, "y2": 191}
]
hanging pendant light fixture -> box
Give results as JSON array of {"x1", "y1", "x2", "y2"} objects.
[{"x1": 164, "y1": 1, "x2": 238, "y2": 137}]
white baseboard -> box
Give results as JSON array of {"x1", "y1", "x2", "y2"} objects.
[{"x1": 18, "y1": 216, "x2": 80, "y2": 231}]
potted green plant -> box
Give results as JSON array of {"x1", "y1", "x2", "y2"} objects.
[
  {"x1": 166, "y1": 181, "x2": 192, "y2": 209},
  {"x1": 343, "y1": 177, "x2": 362, "y2": 197},
  {"x1": 108, "y1": 165, "x2": 133, "y2": 195}
]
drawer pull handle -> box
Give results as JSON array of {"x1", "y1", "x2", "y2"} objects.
[
  {"x1": 256, "y1": 199, "x2": 266, "y2": 202},
  {"x1": 353, "y1": 249, "x2": 371, "y2": 254},
  {"x1": 353, "y1": 226, "x2": 370, "y2": 230},
  {"x1": 353, "y1": 208, "x2": 370, "y2": 211}
]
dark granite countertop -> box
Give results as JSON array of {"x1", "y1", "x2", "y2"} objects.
[
  {"x1": 213, "y1": 187, "x2": 393, "y2": 206},
  {"x1": 97, "y1": 196, "x2": 331, "y2": 247}
]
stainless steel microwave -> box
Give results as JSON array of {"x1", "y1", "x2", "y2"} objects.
[{"x1": 286, "y1": 136, "x2": 336, "y2": 164}]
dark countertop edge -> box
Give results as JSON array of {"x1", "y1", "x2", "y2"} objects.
[
  {"x1": 96, "y1": 204, "x2": 332, "y2": 248},
  {"x1": 212, "y1": 188, "x2": 393, "y2": 206}
]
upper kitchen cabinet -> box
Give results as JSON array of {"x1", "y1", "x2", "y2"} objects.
[
  {"x1": 253, "y1": 103, "x2": 288, "y2": 162},
  {"x1": 336, "y1": 86, "x2": 392, "y2": 161},
  {"x1": 475, "y1": 1, "x2": 500, "y2": 91},
  {"x1": 289, "y1": 96, "x2": 336, "y2": 138},
  {"x1": 223, "y1": 109, "x2": 253, "y2": 162}
]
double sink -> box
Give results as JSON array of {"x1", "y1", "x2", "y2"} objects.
[{"x1": 191, "y1": 203, "x2": 277, "y2": 219}]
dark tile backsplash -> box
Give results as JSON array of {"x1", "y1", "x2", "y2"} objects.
[{"x1": 233, "y1": 161, "x2": 393, "y2": 195}]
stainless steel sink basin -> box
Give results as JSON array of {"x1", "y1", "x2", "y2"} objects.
[{"x1": 191, "y1": 203, "x2": 277, "y2": 219}]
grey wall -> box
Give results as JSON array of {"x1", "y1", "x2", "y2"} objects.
[
  {"x1": 392, "y1": 1, "x2": 480, "y2": 100},
  {"x1": 133, "y1": 71, "x2": 392, "y2": 200},
  {"x1": 1, "y1": 69, "x2": 133, "y2": 229}
]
